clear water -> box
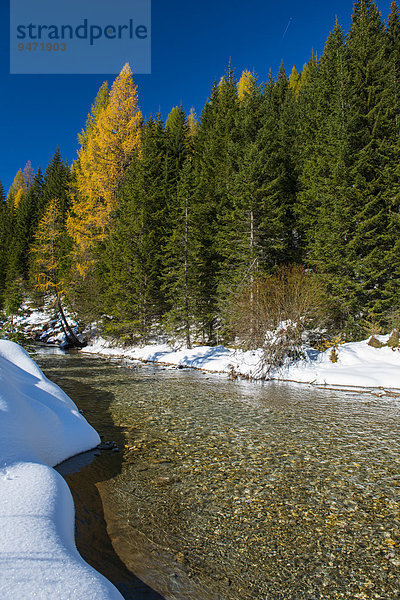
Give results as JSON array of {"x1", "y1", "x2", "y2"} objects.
[{"x1": 36, "y1": 352, "x2": 400, "y2": 600}]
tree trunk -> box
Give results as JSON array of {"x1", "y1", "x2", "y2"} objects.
[
  {"x1": 184, "y1": 200, "x2": 192, "y2": 349},
  {"x1": 56, "y1": 294, "x2": 84, "y2": 348}
]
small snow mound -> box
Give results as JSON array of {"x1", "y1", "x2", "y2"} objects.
[
  {"x1": 0, "y1": 340, "x2": 100, "y2": 465},
  {"x1": 0, "y1": 462, "x2": 123, "y2": 600},
  {"x1": 0, "y1": 339, "x2": 44, "y2": 379}
]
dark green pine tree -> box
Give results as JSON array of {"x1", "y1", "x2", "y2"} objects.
[
  {"x1": 1, "y1": 202, "x2": 25, "y2": 316},
  {"x1": 164, "y1": 105, "x2": 188, "y2": 194},
  {"x1": 258, "y1": 64, "x2": 300, "y2": 268},
  {"x1": 162, "y1": 157, "x2": 199, "y2": 347},
  {"x1": 1, "y1": 167, "x2": 32, "y2": 313},
  {"x1": 40, "y1": 147, "x2": 71, "y2": 220},
  {"x1": 218, "y1": 64, "x2": 300, "y2": 335},
  {"x1": 346, "y1": 0, "x2": 394, "y2": 323},
  {"x1": 382, "y1": 0, "x2": 400, "y2": 317},
  {"x1": 295, "y1": 54, "x2": 323, "y2": 241},
  {"x1": 192, "y1": 63, "x2": 239, "y2": 342},
  {"x1": 100, "y1": 116, "x2": 168, "y2": 342},
  {"x1": 15, "y1": 168, "x2": 44, "y2": 279},
  {"x1": 0, "y1": 181, "x2": 7, "y2": 307},
  {"x1": 297, "y1": 23, "x2": 357, "y2": 326},
  {"x1": 215, "y1": 70, "x2": 265, "y2": 333},
  {"x1": 162, "y1": 107, "x2": 199, "y2": 345},
  {"x1": 37, "y1": 150, "x2": 73, "y2": 303},
  {"x1": 386, "y1": 1, "x2": 400, "y2": 116}
]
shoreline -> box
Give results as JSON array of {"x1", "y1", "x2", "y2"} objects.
[
  {"x1": 80, "y1": 336, "x2": 400, "y2": 395},
  {"x1": 8, "y1": 305, "x2": 400, "y2": 393}
]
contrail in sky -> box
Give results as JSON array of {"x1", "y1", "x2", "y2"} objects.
[{"x1": 282, "y1": 17, "x2": 293, "y2": 40}]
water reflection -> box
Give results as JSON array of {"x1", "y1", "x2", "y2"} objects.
[{"x1": 43, "y1": 354, "x2": 165, "y2": 600}]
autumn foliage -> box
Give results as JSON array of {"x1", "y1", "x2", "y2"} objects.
[{"x1": 68, "y1": 63, "x2": 142, "y2": 277}]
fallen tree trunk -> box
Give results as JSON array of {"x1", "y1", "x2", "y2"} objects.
[{"x1": 56, "y1": 295, "x2": 84, "y2": 348}]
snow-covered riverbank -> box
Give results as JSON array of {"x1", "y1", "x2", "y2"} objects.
[
  {"x1": 0, "y1": 341, "x2": 123, "y2": 600},
  {"x1": 4, "y1": 304, "x2": 400, "y2": 390},
  {"x1": 82, "y1": 335, "x2": 400, "y2": 390}
]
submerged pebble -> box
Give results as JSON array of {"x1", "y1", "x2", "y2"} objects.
[{"x1": 39, "y1": 354, "x2": 400, "y2": 600}]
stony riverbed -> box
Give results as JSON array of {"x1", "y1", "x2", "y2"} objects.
[{"x1": 37, "y1": 352, "x2": 400, "y2": 600}]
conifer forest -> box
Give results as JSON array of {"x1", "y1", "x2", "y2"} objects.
[{"x1": 1, "y1": 0, "x2": 400, "y2": 350}]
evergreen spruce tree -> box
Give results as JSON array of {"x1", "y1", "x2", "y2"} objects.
[
  {"x1": 13, "y1": 168, "x2": 44, "y2": 280},
  {"x1": 100, "y1": 116, "x2": 167, "y2": 341},
  {"x1": 192, "y1": 63, "x2": 239, "y2": 342},
  {"x1": 162, "y1": 156, "x2": 199, "y2": 346},
  {"x1": 2, "y1": 167, "x2": 30, "y2": 312},
  {"x1": 165, "y1": 105, "x2": 188, "y2": 195},
  {"x1": 345, "y1": 0, "x2": 394, "y2": 322},
  {"x1": 297, "y1": 23, "x2": 356, "y2": 325},
  {"x1": 258, "y1": 64, "x2": 300, "y2": 267},
  {"x1": 41, "y1": 148, "x2": 71, "y2": 219},
  {"x1": 382, "y1": 1, "x2": 400, "y2": 317},
  {"x1": 215, "y1": 70, "x2": 265, "y2": 334}
]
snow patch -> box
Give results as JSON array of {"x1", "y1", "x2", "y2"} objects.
[
  {"x1": 0, "y1": 340, "x2": 123, "y2": 599},
  {"x1": 83, "y1": 336, "x2": 400, "y2": 389}
]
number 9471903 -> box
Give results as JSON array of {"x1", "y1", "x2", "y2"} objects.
[{"x1": 18, "y1": 42, "x2": 66, "y2": 51}]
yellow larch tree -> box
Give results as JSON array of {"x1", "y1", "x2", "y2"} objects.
[
  {"x1": 7, "y1": 161, "x2": 35, "y2": 210},
  {"x1": 31, "y1": 196, "x2": 82, "y2": 346},
  {"x1": 8, "y1": 169, "x2": 25, "y2": 209},
  {"x1": 187, "y1": 107, "x2": 198, "y2": 138},
  {"x1": 237, "y1": 69, "x2": 256, "y2": 102},
  {"x1": 68, "y1": 63, "x2": 142, "y2": 277},
  {"x1": 77, "y1": 81, "x2": 110, "y2": 152},
  {"x1": 30, "y1": 197, "x2": 65, "y2": 297}
]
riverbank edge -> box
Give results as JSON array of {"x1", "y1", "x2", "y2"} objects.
[
  {"x1": 5, "y1": 304, "x2": 400, "y2": 392},
  {"x1": 80, "y1": 337, "x2": 400, "y2": 394}
]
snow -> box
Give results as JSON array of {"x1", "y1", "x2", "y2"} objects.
[
  {"x1": 6, "y1": 303, "x2": 400, "y2": 390},
  {"x1": 0, "y1": 340, "x2": 123, "y2": 599},
  {"x1": 283, "y1": 338, "x2": 400, "y2": 388},
  {"x1": 2, "y1": 301, "x2": 81, "y2": 347},
  {"x1": 83, "y1": 335, "x2": 400, "y2": 390}
]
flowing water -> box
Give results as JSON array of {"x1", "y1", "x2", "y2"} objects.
[{"x1": 35, "y1": 351, "x2": 400, "y2": 600}]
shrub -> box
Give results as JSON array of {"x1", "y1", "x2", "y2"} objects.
[
  {"x1": 387, "y1": 329, "x2": 399, "y2": 348},
  {"x1": 227, "y1": 265, "x2": 331, "y2": 366}
]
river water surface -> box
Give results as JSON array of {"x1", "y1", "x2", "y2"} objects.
[{"x1": 35, "y1": 351, "x2": 400, "y2": 600}]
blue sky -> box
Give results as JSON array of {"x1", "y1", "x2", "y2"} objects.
[{"x1": 0, "y1": 0, "x2": 393, "y2": 191}]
